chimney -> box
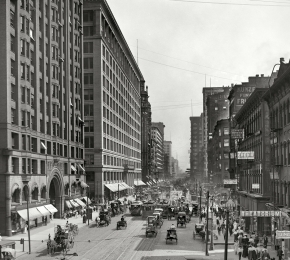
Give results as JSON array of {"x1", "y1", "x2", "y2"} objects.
[
  {"x1": 280, "y1": 57, "x2": 285, "y2": 64},
  {"x1": 256, "y1": 74, "x2": 259, "y2": 77},
  {"x1": 146, "y1": 86, "x2": 148, "y2": 93},
  {"x1": 261, "y1": 74, "x2": 264, "y2": 77}
]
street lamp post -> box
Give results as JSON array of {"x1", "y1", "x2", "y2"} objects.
[
  {"x1": 22, "y1": 180, "x2": 31, "y2": 254},
  {"x1": 205, "y1": 190, "x2": 209, "y2": 256},
  {"x1": 87, "y1": 186, "x2": 90, "y2": 225},
  {"x1": 224, "y1": 208, "x2": 229, "y2": 260},
  {"x1": 199, "y1": 185, "x2": 202, "y2": 223}
]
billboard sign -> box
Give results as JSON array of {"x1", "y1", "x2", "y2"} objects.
[
  {"x1": 240, "y1": 211, "x2": 281, "y2": 217},
  {"x1": 231, "y1": 129, "x2": 244, "y2": 139},
  {"x1": 252, "y1": 184, "x2": 260, "y2": 189},
  {"x1": 224, "y1": 179, "x2": 237, "y2": 184},
  {"x1": 237, "y1": 151, "x2": 254, "y2": 160},
  {"x1": 276, "y1": 231, "x2": 290, "y2": 239}
]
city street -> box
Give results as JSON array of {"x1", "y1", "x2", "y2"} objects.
[{"x1": 14, "y1": 209, "x2": 236, "y2": 260}]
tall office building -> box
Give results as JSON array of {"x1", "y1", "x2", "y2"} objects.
[
  {"x1": 151, "y1": 125, "x2": 163, "y2": 181},
  {"x1": 152, "y1": 122, "x2": 165, "y2": 178},
  {"x1": 83, "y1": 0, "x2": 143, "y2": 202},
  {"x1": 0, "y1": 0, "x2": 85, "y2": 236},
  {"x1": 164, "y1": 140, "x2": 172, "y2": 176},
  {"x1": 189, "y1": 115, "x2": 203, "y2": 181},
  {"x1": 141, "y1": 83, "x2": 152, "y2": 184},
  {"x1": 202, "y1": 87, "x2": 229, "y2": 180}
]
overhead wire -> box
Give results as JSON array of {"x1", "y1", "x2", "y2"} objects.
[
  {"x1": 134, "y1": 46, "x2": 245, "y2": 78},
  {"x1": 139, "y1": 57, "x2": 241, "y2": 82},
  {"x1": 168, "y1": 0, "x2": 290, "y2": 6}
]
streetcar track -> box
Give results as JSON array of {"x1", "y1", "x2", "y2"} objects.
[{"x1": 74, "y1": 217, "x2": 143, "y2": 260}]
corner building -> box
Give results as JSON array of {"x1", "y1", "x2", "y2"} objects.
[
  {"x1": 0, "y1": 0, "x2": 85, "y2": 236},
  {"x1": 83, "y1": 0, "x2": 142, "y2": 202}
]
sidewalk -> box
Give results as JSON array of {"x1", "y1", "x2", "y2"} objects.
[{"x1": 2, "y1": 211, "x2": 99, "y2": 258}]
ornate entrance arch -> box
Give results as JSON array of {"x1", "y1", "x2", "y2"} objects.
[{"x1": 47, "y1": 169, "x2": 64, "y2": 218}]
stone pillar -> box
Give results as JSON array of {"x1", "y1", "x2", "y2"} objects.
[{"x1": 6, "y1": 174, "x2": 12, "y2": 236}]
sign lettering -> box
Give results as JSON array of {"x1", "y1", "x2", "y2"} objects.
[{"x1": 240, "y1": 211, "x2": 281, "y2": 217}]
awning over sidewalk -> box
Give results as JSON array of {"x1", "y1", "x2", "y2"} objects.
[
  {"x1": 80, "y1": 181, "x2": 89, "y2": 188},
  {"x1": 74, "y1": 198, "x2": 86, "y2": 207},
  {"x1": 134, "y1": 180, "x2": 146, "y2": 186},
  {"x1": 44, "y1": 204, "x2": 58, "y2": 214},
  {"x1": 36, "y1": 206, "x2": 51, "y2": 216},
  {"x1": 65, "y1": 200, "x2": 73, "y2": 208},
  {"x1": 120, "y1": 182, "x2": 132, "y2": 189},
  {"x1": 104, "y1": 183, "x2": 126, "y2": 192},
  {"x1": 70, "y1": 200, "x2": 80, "y2": 208},
  {"x1": 17, "y1": 208, "x2": 43, "y2": 221},
  {"x1": 81, "y1": 196, "x2": 91, "y2": 205}
]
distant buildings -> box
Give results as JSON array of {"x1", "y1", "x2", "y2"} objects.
[
  {"x1": 151, "y1": 124, "x2": 164, "y2": 181},
  {"x1": 164, "y1": 141, "x2": 172, "y2": 177}
]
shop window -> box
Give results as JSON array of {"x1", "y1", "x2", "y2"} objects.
[{"x1": 12, "y1": 187, "x2": 20, "y2": 203}]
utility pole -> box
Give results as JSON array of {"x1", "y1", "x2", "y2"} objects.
[
  {"x1": 199, "y1": 185, "x2": 202, "y2": 223},
  {"x1": 209, "y1": 196, "x2": 214, "y2": 250},
  {"x1": 224, "y1": 209, "x2": 229, "y2": 260},
  {"x1": 205, "y1": 190, "x2": 209, "y2": 256}
]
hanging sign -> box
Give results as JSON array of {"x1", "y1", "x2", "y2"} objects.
[
  {"x1": 237, "y1": 151, "x2": 254, "y2": 160},
  {"x1": 276, "y1": 231, "x2": 290, "y2": 239},
  {"x1": 240, "y1": 211, "x2": 281, "y2": 217},
  {"x1": 231, "y1": 129, "x2": 244, "y2": 139}
]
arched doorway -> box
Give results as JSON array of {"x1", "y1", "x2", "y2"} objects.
[{"x1": 48, "y1": 171, "x2": 64, "y2": 218}]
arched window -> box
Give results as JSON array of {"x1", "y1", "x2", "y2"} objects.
[
  {"x1": 41, "y1": 186, "x2": 46, "y2": 199},
  {"x1": 12, "y1": 187, "x2": 20, "y2": 203},
  {"x1": 31, "y1": 186, "x2": 39, "y2": 201},
  {"x1": 22, "y1": 185, "x2": 29, "y2": 202},
  {"x1": 65, "y1": 183, "x2": 69, "y2": 195}
]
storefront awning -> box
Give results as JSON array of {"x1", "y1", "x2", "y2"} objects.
[
  {"x1": 78, "y1": 164, "x2": 85, "y2": 172},
  {"x1": 134, "y1": 180, "x2": 146, "y2": 186},
  {"x1": 36, "y1": 206, "x2": 51, "y2": 216},
  {"x1": 120, "y1": 182, "x2": 131, "y2": 189},
  {"x1": 82, "y1": 196, "x2": 91, "y2": 205},
  {"x1": 44, "y1": 204, "x2": 58, "y2": 214},
  {"x1": 80, "y1": 181, "x2": 89, "y2": 188},
  {"x1": 74, "y1": 198, "x2": 86, "y2": 207},
  {"x1": 65, "y1": 201, "x2": 73, "y2": 209},
  {"x1": 71, "y1": 165, "x2": 77, "y2": 171},
  {"x1": 104, "y1": 183, "x2": 126, "y2": 192},
  {"x1": 70, "y1": 200, "x2": 80, "y2": 208},
  {"x1": 146, "y1": 182, "x2": 151, "y2": 186},
  {"x1": 17, "y1": 208, "x2": 43, "y2": 220}
]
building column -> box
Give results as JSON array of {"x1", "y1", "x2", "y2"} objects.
[{"x1": 6, "y1": 174, "x2": 12, "y2": 236}]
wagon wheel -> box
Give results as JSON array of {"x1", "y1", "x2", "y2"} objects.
[
  {"x1": 176, "y1": 238, "x2": 178, "y2": 244},
  {"x1": 155, "y1": 231, "x2": 157, "y2": 237},
  {"x1": 166, "y1": 239, "x2": 168, "y2": 244}
]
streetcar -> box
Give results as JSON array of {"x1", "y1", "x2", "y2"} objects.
[{"x1": 130, "y1": 201, "x2": 143, "y2": 216}]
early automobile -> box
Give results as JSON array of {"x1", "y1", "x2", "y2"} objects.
[
  {"x1": 193, "y1": 223, "x2": 205, "y2": 240},
  {"x1": 177, "y1": 212, "x2": 186, "y2": 228},
  {"x1": 166, "y1": 229, "x2": 178, "y2": 244},
  {"x1": 145, "y1": 216, "x2": 158, "y2": 237},
  {"x1": 96, "y1": 210, "x2": 111, "y2": 227},
  {"x1": 152, "y1": 212, "x2": 163, "y2": 228},
  {"x1": 167, "y1": 206, "x2": 177, "y2": 220}
]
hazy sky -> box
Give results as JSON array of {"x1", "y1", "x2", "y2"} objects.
[{"x1": 106, "y1": 0, "x2": 290, "y2": 170}]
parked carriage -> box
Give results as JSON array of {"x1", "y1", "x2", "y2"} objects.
[
  {"x1": 47, "y1": 224, "x2": 77, "y2": 256},
  {"x1": 193, "y1": 223, "x2": 205, "y2": 240},
  {"x1": 152, "y1": 212, "x2": 163, "y2": 228}
]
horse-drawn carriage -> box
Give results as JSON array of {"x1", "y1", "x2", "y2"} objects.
[
  {"x1": 116, "y1": 215, "x2": 127, "y2": 230},
  {"x1": 177, "y1": 212, "x2": 186, "y2": 228},
  {"x1": 47, "y1": 223, "x2": 78, "y2": 256},
  {"x1": 96, "y1": 210, "x2": 111, "y2": 227},
  {"x1": 166, "y1": 229, "x2": 178, "y2": 244},
  {"x1": 145, "y1": 216, "x2": 158, "y2": 237},
  {"x1": 193, "y1": 223, "x2": 205, "y2": 240}
]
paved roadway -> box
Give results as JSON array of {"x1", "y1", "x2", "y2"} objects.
[{"x1": 15, "y1": 209, "x2": 236, "y2": 260}]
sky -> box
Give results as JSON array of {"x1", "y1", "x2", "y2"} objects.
[{"x1": 106, "y1": 0, "x2": 290, "y2": 171}]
